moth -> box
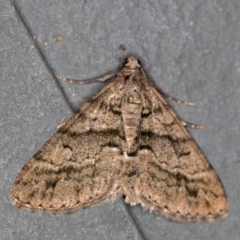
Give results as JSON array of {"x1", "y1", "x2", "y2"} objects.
[{"x1": 11, "y1": 56, "x2": 227, "y2": 222}]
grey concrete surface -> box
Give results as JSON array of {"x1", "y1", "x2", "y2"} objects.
[{"x1": 1, "y1": 0, "x2": 240, "y2": 239}]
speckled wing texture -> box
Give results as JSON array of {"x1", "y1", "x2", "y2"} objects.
[
  {"x1": 134, "y1": 85, "x2": 228, "y2": 222},
  {"x1": 11, "y1": 56, "x2": 227, "y2": 222},
  {"x1": 11, "y1": 79, "x2": 124, "y2": 213}
]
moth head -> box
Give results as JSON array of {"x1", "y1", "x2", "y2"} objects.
[{"x1": 125, "y1": 56, "x2": 141, "y2": 70}]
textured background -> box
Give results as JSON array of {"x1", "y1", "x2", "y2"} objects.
[{"x1": 1, "y1": 0, "x2": 240, "y2": 239}]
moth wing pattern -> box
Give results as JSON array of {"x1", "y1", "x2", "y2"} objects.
[
  {"x1": 134, "y1": 84, "x2": 228, "y2": 222},
  {"x1": 11, "y1": 55, "x2": 227, "y2": 222},
  {"x1": 11, "y1": 79, "x2": 124, "y2": 213}
]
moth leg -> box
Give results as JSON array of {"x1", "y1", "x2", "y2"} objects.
[
  {"x1": 158, "y1": 88, "x2": 194, "y2": 106},
  {"x1": 57, "y1": 72, "x2": 117, "y2": 84},
  {"x1": 181, "y1": 120, "x2": 204, "y2": 129}
]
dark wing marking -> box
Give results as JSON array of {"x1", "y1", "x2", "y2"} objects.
[
  {"x1": 135, "y1": 87, "x2": 227, "y2": 222},
  {"x1": 11, "y1": 79, "x2": 124, "y2": 213}
]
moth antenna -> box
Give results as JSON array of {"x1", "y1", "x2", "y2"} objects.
[
  {"x1": 57, "y1": 72, "x2": 117, "y2": 84},
  {"x1": 158, "y1": 88, "x2": 194, "y2": 106},
  {"x1": 181, "y1": 120, "x2": 204, "y2": 129},
  {"x1": 140, "y1": 67, "x2": 194, "y2": 105}
]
